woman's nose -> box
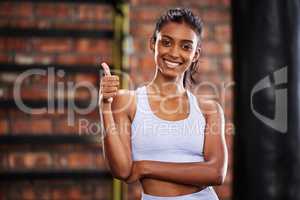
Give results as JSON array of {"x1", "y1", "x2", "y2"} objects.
[{"x1": 169, "y1": 45, "x2": 180, "y2": 58}]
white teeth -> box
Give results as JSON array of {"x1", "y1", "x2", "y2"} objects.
[{"x1": 164, "y1": 60, "x2": 180, "y2": 68}]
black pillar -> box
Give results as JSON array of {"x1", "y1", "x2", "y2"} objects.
[{"x1": 232, "y1": 0, "x2": 300, "y2": 200}]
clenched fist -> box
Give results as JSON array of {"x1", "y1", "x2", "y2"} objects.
[{"x1": 99, "y1": 62, "x2": 120, "y2": 104}]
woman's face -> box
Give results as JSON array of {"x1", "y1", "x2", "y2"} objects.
[{"x1": 152, "y1": 22, "x2": 200, "y2": 78}]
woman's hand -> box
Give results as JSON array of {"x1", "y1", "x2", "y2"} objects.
[
  {"x1": 99, "y1": 62, "x2": 120, "y2": 104},
  {"x1": 125, "y1": 161, "x2": 146, "y2": 184}
]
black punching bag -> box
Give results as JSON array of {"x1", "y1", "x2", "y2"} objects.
[{"x1": 232, "y1": 0, "x2": 300, "y2": 200}]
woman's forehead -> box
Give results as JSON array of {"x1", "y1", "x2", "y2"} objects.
[{"x1": 158, "y1": 22, "x2": 198, "y2": 42}]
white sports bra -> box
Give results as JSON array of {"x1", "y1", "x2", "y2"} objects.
[{"x1": 131, "y1": 86, "x2": 206, "y2": 163}]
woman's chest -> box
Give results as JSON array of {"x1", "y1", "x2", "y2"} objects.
[
  {"x1": 131, "y1": 117, "x2": 205, "y2": 152},
  {"x1": 148, "y1": 97, "x2": 190, "y2": 121}
]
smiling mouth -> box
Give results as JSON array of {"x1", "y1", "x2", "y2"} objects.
[{"x1": 163, "y1": 59, "x2": 183, "y2": 68}]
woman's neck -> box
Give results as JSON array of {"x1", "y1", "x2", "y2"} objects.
[{"x1": 148, "y1": 71, "x2": 186, "y2": 97}]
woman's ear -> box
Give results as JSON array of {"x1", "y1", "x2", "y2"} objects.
[
  {"x1": 149, "y1": 37, "x2": 155, "y2": 53},
  {"x1": 192, "y1": 47, "x2": 201, "y2": 62}
]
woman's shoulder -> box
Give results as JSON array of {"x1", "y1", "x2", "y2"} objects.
[
  {"x1": 112, "y1": 89, "x2": 136, "y2": 107},
  {"x1": 191, "y1": 93, "x2": 222, "y2": 117},
  {"x1": 111, "y1": 89, "x2": 137, "y2": 119}
]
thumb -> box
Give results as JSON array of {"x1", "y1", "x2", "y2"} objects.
[{"x1": 101, "y1": 62, "x2": 111, "y2": 76}]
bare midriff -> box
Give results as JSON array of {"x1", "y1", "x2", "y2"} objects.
[{"x1": 140, "y1": 178, "x2": 205, "y2": 196}]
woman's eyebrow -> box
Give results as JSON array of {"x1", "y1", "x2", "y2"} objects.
[
  {"x1": 161, "y1": 35, "x2": 173, "y2": 40},
  {"x1": 181, "y1": 39, "x2": 194, "y2": 44},
  {"x1": 161, "y1": 34, "x2": 194, "y2": 44}
]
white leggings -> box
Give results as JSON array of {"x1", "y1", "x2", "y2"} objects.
[{"x1": 141, "y1": 187, "x2": 219, "y2": 200}]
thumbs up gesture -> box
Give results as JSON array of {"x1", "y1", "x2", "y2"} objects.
[{"x1": 99, "y1": 62, "x2": 119, "y2": 104}]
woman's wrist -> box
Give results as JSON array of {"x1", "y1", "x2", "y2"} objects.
[
  {"x1": 139, "y1": 161, "x2": 151, "y2": 178},
  {"x1": 100, "y1": 100, "x2": 112, "y2": 110}
]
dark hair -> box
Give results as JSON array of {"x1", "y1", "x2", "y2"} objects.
[{"x1": 151, "y1": 7, "x2": 203, "y2": 88}]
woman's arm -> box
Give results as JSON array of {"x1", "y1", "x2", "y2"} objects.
[
  {"x1": 100, "y1": 91, "x2": 134, "y2": 180},
  {"x1": 128, "y1": 100, "x2": 228, "y2": 186},
  {"x1": 99, "y1": 63, "x2": 134, "y2": 180}
]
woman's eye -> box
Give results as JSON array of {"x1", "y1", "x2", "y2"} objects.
[
  {"x1": 161, "y1": 39, "x2": 171, "y2": 46},
  {"x1": 182, "y1": 44, "x2": 192, "y2": 50}
]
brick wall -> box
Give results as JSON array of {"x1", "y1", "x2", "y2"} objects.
[
  {"x1": 0, "y1": 1, "x2": 113, "y2": 200},
  {"x1": 0, "y1": 1, "x2": 233, "y2": 200}
]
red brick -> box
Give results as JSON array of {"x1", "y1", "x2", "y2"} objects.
[
  {"x1": 133, "y1": 0, "x2": 178, "y2": 6},
  {"x1": 52, "y1": 188, "x2": 66, "y2": 200},
  {"x1": 0, "y1": 53, "x2": 12, "y2": 62},
  {"x1": 139, "y1": 56, "x2": 155, "y2": 81},
  {"x1": 74, "y1": 39, "x2": 111, "y2": 54},
  {"x1": 132, "y1": 38, "x2": 149, "y2": 55},
  {"x1": 95, "y1": 154, "x2": 106, "y2": 170},
  {"x1": 0, "y1": 2, "x2": 33, "y2": 18},
  {"x1": 197, "y1": 57, "x2": 214, "y2": 74},
  {"x1": 20, "y1": 86, "x2": 49, "y2": 100},
  {"x1": 215, "y1": 24, "x2": 231, "y2": 42},
  {"x1": 31, "y1": 118, "x2": 52, "y2": 134},
  {"x1": 15, "y1": 53, "x2": 55, "y2": 65},
  {"x1": 67, "y1": 152, "x2": 94, "y2": 168},
  {"x1": 35, "y1": 3, "x2": 73, "y2": 19},
  {"x1": 0, "y1": 154, "x2": 7, "y2": 169},
  {"x1": 75, "y1": 74, "x2": 98, "y2": 85},
  {"x1": 199, "y1": 9, "x2": 230, "y2": 23},
  {"x1": 73, "y1": 87, "x2": 94, "y2": 100},
  {"x1": 131, "y1": 23, "x2": 155, "y2": 38},
  {"x1": 219, "y1": 81, "x2": 233, "y2": 106},
  {"x1": 0, "y1": 87, "x2": 9, "y2": 101},
  {"x1": 0, "y1": 2, "x2": 14, "y2": 17},
  {"x1": 78, "y1": 4, "x2": 112, "y2": 21},
  {"x1": 129, "y1": 56, "x2": 139, "y2": 70},
  {"x1": 53, "y1": 21, "x2": 113, "y2": 31},
  {"x1": 67, "y1": 186, "x2": 83, "y2": 199},
  {"x1": 9, "y1": 109, "x2": 35, "y2": 119},
  {"x1": 202, "y1": 41, "x2": 230, "y2": 56},
  {"x1": 221, "y1": 57, "x2": 232, "y2": 75},
  {"x1": 0, "y1": 17, "x2": 113, "y2": 31},
  {"x1": 32, "y1": 38, "x2": 72, "y2": 53},
  {"x1": 202, "y1": 26, "x2": 213, "y2": 41},
  {"x1": 12, "y1": 119, "x2": 32, "y2": 134},
  {"x1": 0, "y1": 18, "x2": 35, "y2": 29},
  {"x1": 56, "y1": 54, "x2": 111, "y2": 65},
  {"x1": 0, "y1": 38, "x2": 30, "y2": 52},
  {"x1": 0, "y1": 119, "x2": 9, "y2": 135},
  {"x1": 8, "y1": 152, "x2": 52, "y2": 169},
  {"x1": 80, "y1": 110, "x2": 99, "y2": 119},
  {"x1": 94, "y1": 183, "x2": 112, "y2": 199},
  {"x1": 223, "y1": 82, "x2": 234, "y2": 101},
  {"x1": 139, "y1": 56, "x2": 155, "y2": 71},
  {"x1": 190, "y1": 0, "x2": 231, "y2": 7},
  {"x1": 15, "y1": 3, "x2": 33, "y2": 18},
  {"x1": 53, "y1": 118, "x2": 79, "y2": 134},
  {"x1": 21, "y1": 186, "x2": 35, "y2": 200},
  {"x1": 11, "y1": 118, "x2": 52, "y2": 134},
  {"x1": 53, "y1": 184, "x2": 92, "y2": 200},
  {"x1": 130, "y1": 8, "x2": 162, "y2": 22}
]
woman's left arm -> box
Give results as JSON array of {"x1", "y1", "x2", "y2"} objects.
[{"x1": 126, "y1": 100, "x2": 228, "y2": 187}]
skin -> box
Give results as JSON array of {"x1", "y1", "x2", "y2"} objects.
[{"x1": 99, "y1": 22, "x2": 228, "y2": 196}]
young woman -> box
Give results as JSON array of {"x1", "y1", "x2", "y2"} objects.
[{"x1": 99, "y1": 8, "x2": 228, "y2": 200}]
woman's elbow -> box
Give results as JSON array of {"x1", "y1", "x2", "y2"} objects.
[
  {"x1": 112, "y1": 170, "x2": 131, "y2": 180},
  {"x1": 111, "y1": 163, "x2": 132, "y2": 180},
  {"x1": 212, "y1": 170, "x2": 226, "y2": 185}
]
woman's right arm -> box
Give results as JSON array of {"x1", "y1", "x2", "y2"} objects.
[{"x1": 99, "y1": 63, "x2": 133, "y2": 180}]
